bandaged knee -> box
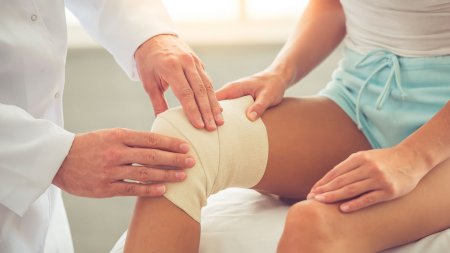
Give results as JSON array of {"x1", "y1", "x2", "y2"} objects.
[{"x1": 151, "y1": 96, "x2": 269, "y2": 222}]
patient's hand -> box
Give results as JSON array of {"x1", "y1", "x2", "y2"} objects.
[
  {"x1": 135, "y1": 34, "x2": 223, "y2": 131},
  {"x1": 216, "y1": 69, "x2": 289, "y2": 121},
  {"x1": 53, "y1": 128, "x2": 195, "y2": 198},
  {"x1": 307, "y1": 146, "x2": 428, "y2": 212}
]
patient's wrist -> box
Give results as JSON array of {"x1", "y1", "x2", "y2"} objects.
[{"x1": 266, "y1": 63, "x2": 296, "y2": 89}]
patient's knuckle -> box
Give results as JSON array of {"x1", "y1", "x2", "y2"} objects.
[
  {"x1": 256, "y1": 98, "x2": 269, "y2": 107},
  {"x1": 346, "y1": 185, "x2": 357, "y2": 195},
  {"x1": 384, "y1": 182, "x2": 396, "y2": 195},
  {"x1": 364, "y1": 195, "x2": 377, "y2": 205},
  {"x1": 354, "y1": 151, "x2": 369, "y2": 161},
  {"x1": 334, "y1": 177, "x2": 345, "y2": 187}
]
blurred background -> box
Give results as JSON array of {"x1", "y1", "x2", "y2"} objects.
[{"x1": 63, "y1": 0, "x2": 342, "y2": 252}]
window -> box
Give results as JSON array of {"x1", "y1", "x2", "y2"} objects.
[
  {"x1": 163, "y1": 0, "x2": 308, "y2": 23},
  {"x1": 66, "y1": 0, "x2": 309, "y2": 47}
]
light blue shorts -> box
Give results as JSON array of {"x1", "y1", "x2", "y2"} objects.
[{"x1": 319, "y1": 48, "x2": 450, "y2": 149}]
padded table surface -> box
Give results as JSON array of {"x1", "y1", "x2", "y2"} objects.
[{"x1": 111, "y1": 189, "x2": 450, "y2": 253}]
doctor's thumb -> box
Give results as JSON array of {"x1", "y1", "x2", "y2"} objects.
[{"x1": 149, "y1": 90, "x2": 169, "y2": 116}]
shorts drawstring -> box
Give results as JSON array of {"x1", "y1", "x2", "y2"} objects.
[{"x1": 354, "y1": 50, "x2": 407, "y2": 130}]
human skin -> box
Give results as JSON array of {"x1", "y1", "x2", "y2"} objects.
[
  {"x1": 135, "y1": 34, "x2": 224, "y2": 131},
  {"x1": 124, "y1": 96, "x2": 372, "y2": 252},
  {"x1": 124, "y1": 97, "x2": 450, "y2": 253},
  {"x1": 124, "y1": 0, "x2": 450, "y2": 252},
  {"x1": 54, "y1": 129, "x2": 195, "y2": 198},
  {"x1": 54, "y1": 25, "x2": 224, "y2": 198}
]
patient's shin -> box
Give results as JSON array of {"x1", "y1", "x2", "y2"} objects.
[{"x1": 151, "y1": 96, "x2": 269, "y2": 222}]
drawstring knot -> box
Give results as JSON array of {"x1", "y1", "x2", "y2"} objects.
[{"x1": 354, "y1": 50, "x2": 407, "y2": 129}]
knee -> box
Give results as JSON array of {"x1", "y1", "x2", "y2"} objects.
[
  {"x1": 286, "y1": 201, "x2": 339, "y2": 238},
  {"x1": 278, "y1": 201, "x2": 344, "y2": 252},
  {"x1": 150, "y1": 96, "x2": 269, "y2": 223}
]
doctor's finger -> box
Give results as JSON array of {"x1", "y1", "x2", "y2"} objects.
[
  {"x1": 146, "y1": 79, "x2": 169, "y2": 115},
  {"x1": 168, "y1": 69, "x2": 204, "y2": 129},
  {"x1": 121, "y1": 130, "x2": 189, "y2": 153},
  {"x1": 184, "y1": 66, "x2": 216, "y2": 131},
  {"x1": 196, "y1": 64, "x2": 224, "y2": 126},
  {"x1": 112, "y1": 182, "x2": 167, "y2": 197},
  {"x1": 112, "y1": 166, "x2": 187, "y2": 182},
  {"x1": 123, "y1": 148, "x2": 195, "y2": 169}
]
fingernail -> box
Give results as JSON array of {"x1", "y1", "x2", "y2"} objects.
[
  {"x1": 179, "y1": 143, "x2": 190, "y2": 153},
  {"x1": 248, "y1": 111, "x2": 258, "y2": 121},
  {"x1": 216, "y1": 113, "x2": 224, "y2": 123},
  {"x1": 185, "y1": 157, "x2": 195, "y2": 167},
  {"x1": 197, "y1": 120, "x2": 205, "y2": 128},
  {"x1": 156, "y1": 185, "x2": 166, "y2": 194},
  {"x1": 341, "y1": 205, "x2": 350, "y2": 212},
  {"x1": 315, "y1": 194, "x2": 325, "y2": 201},
  {"x1": 209, "y1": 119, "x2": 217, "y2": 130},
  {"x1": 175, "y1": 171, "x2": 186, "y2": 180}
]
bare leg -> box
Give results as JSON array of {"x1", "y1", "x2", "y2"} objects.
[
  {"x1": 277, "y1": 158, "x2": 450, "y2": 253},
  {"x1": 124, "y1": 97, "x2": 371, "y2": 252}
]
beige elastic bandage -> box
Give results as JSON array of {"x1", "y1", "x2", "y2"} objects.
[{"x1": 151, "y1": 96, "x2": 269, "y2": 222}]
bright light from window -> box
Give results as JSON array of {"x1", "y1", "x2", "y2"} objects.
[
  {"x1": 163, "y1": 0, "x2": 241, "y2": 22},
  {"x1": 246, "y1": 0, "x2": 308, "y2": 20}
]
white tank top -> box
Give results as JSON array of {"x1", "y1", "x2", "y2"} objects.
[{"x1": 341, "y1": 0, "x2": 450, "y2": 56}]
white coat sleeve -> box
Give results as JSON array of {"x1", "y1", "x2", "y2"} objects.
[
  {"x1": 0, "y1": 104, "x2": 74, "y2": 216},
  {"x1": 65, "y1": 0, "x2": 177, "y2": 81}
]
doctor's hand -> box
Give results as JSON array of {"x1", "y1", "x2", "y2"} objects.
[
  {"x1": 135, "y1": 34, "x2": 223, "y2": 131},
  {"x1": 53, "y1": 128, "x2": 195, "y2": 198},
  {"x1": 307, "y1": 146, "x2": 429, "y2": 212},
  {"x1": 216, "y1": 70, "x2": 289, "y2": 121}
]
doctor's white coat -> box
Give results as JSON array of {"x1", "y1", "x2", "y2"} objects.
[{"x1": 0, "y1": 0, "x2": 175, "y2": 252}]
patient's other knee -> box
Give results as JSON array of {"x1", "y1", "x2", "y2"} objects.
[{"x1": 278, "y1": 201, "x2": 346, "y2": 253}]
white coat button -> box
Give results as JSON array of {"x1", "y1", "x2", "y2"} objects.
[
  {"x1": 54, "y1": 92, "x2": 61, "y2": 99},
  {"x1": 31, "y1": 15, "x2": 38, "y2": 21}
]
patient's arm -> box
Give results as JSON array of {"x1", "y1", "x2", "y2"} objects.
[{"x1": 124, "y1": 96, "x2": 370, "y2": 253}]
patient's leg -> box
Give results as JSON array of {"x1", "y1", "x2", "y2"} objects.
[
  {"x1": 124, "y1": 96, "x2": 371, "y2": 253},
  {"x1": 277, "y1": 159, "x2": 450, "y2": 253}
]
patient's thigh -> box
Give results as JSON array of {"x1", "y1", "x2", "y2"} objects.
[{"x1": 254, "y1": 96, "x2": 372, "y2": 199}]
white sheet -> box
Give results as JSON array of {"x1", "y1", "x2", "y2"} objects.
[{"x1": 111, "y1": 189, "x2": 450, "y2": 253}]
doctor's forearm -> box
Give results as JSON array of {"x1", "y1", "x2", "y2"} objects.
[{"x1": 270, "y1": 0, "x2": 346, "y2": 87}]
